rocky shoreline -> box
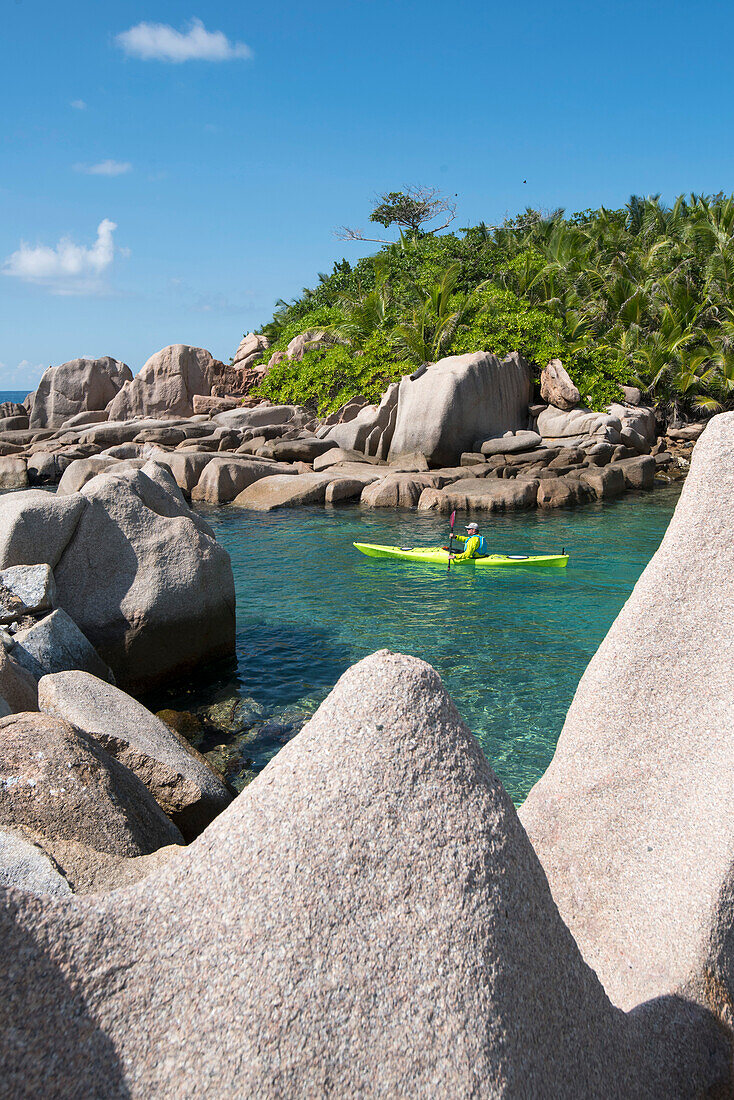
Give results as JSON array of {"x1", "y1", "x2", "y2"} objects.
[
  {"x1": 0, "y1": 346, "x2": 727, "y2": 1096},
  {"x1": 0, "y1": 344, "x2": 703, "y2": 513}
]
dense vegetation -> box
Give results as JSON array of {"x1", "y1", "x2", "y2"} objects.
[{"x1": 253, "y1": 194, "x2": 734, "y2": 418}]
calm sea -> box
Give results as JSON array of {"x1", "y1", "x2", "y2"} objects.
[{"x1": 0, "y1": 391, "x2": 30, "y2": 404}]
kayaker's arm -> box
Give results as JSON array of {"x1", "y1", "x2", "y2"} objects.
[
  {"x1": 452, "y1": 535, "x2": 480, "y2": 562},
  {"x1": 443, "y1": 534, "x2": 468, "y2": 552}
]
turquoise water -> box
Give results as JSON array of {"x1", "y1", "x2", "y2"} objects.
[{"x1": 154, "y1": 486, "x2": 681, "y2": 805}]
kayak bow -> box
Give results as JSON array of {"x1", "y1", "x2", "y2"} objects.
[{"x1": 353, "y1": 543, "x2": 569, "y2": 568}]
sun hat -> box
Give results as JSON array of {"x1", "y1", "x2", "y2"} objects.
[{"x1": 465, "y1": 522, "x2": 479, "y2": 531}]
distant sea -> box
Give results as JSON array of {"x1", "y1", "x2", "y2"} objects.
[{"x1": 0, "y1": 391, "x2": 30, "y2": 404}]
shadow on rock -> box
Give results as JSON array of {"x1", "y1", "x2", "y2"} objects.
[{"x1": 0, "y1": 890, "x2": 130, "y2": 1098}]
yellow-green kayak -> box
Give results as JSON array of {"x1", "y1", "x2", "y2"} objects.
[{"x1": 354, "y1": 543, "x2": 569, "y2": 567}]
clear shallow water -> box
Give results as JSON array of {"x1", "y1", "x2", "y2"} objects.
[{"x1": 153, "y1": 486, "x2": 681, "y2": 805}]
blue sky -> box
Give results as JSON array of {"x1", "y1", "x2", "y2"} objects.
[{"x1": 2, "y1": 0, "x2": 733, "y2": 390}]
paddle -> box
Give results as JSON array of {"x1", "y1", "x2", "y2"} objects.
[{"x1": 447, "y1": 510, "x2": 456, "y2": 574}]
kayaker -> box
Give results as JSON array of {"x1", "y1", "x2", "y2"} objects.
[{"x1": 448, "y1": 521, "x2": 488, "y2": 561}]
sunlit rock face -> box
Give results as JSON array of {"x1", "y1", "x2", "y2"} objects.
[{"x1": 521, "y1": 412, "x2": 734, "y2": 1021}]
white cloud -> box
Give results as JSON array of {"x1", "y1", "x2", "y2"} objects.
[
  {"x1": 2, "y1": 219, "x2": 120, "y2": 295},
  {"x1": 74, "y1": 159, "x2": 132, "y2": 176},
  {"x1": 0, "y1": 360, "x2": 46, "y2": 390},
  {"x1": 71, "y1": 99, "x2": 87, "y2": 110},
  {"x1": 115, "y1": 18, "x2": 252, "y2": 62}
]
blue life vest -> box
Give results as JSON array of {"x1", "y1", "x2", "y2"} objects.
[{"x1": 470, "y1": 534, "x2": 487, "y2": 556}]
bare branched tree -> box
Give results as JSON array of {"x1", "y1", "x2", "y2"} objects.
[{"x1": 335, "y1": 186, "x2": 457, "y2": 243}]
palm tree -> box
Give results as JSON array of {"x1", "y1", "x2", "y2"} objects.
[{"x1": 394, "y1": 264, "x2": 485, "y2": 363}]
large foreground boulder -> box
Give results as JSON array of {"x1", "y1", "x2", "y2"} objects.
[
  {"x1": 0, "y1": 713, "x2": 183, "y2": 856},
  {"x1": 0, "y1": 463, "x2": 236, "y2": 693},
  {"x1": 38, "y1": 671, "x2": 232, "y2": 841},
  {"x1": 0, "y1": 652, "x2": 728, "y2": 1096},
  {"x1": 29, "y1": 357, "x2": 132, "y2": 429},
  {"x1": 0, "y1": 491, "x2": 87, "y2": 568},
  {"x1": 106, "y1": 345, "x2": 226, "y2": 420},
  {"x1": 388, "y1": 351, "x2": 532, "y2": 466},
  {"x1": 521, "y1": 413, "x2": 734, "y2": 1022}
]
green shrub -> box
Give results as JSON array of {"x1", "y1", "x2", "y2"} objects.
[
  {"x1": 254, "y1": 333, "x2": 414, "y2": 415},
  {"x1": 249, "y1": 194, "x2": 734, "y2": 419}
]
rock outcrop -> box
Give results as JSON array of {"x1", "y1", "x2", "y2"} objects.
[
  {"x1": 284, "y1": 329, "x2": 331, "y2": 361},
  {"x1": 233, "y1": 472, "x2": 331, "y2": 510},
  {"x1": 29, "y1": 357, "x2": 132, "y2": 429},
  {"x1": 479, "y1": 430, "x2": 542, "y2": 455},
  {"x1": 540, "y1": 359, "x2": 581, "y2": 410},
  {"x1": 536, "y1": 404, "x2": 623, "y2": 443},
  {"x1": 232, "y1": 332, "x2": 270, "y2": 367},
  {"x1": 520, "y1": 412, "x2": 734, "y2": 1021},
  {"x1": 38, "y1": 671, "x2": 231, "y2": 841},
  {"x1": 418, "y1": 477, "x2": 540, "y2": 513},
  {"x1": 0, "y1": 648, "x2": 38, "y2": 712},
  {"x1": 191, "y1": 457, "x2": 295, "y2": 505},
  {"x1": 0, "y1": 463, "x2": 236, "y2": 693},
  {"x1": 0, "y1": 456, "x2": 28, "y2": 488},
  {"x1": 0, "y1": 828, "x2": 72, "y2": 898},
  {"x1": 324, "y1": 384, "x2": 399, "y2": 459},
  {"x1": 0, "y1": 713, "x2": 183, "y2": 856},
  {"x1": 11, "y1": 608, "x2": 113, "y2": 683},
  {"x1": 0, "y1": 651, "x2": 729, "y2": 1096},
  {"x1": 388, "y1": 351, "x2": 532, "y2": 466},
  {"x1": 106, "y1": 345, "x2": 226, "y2": 420}
]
